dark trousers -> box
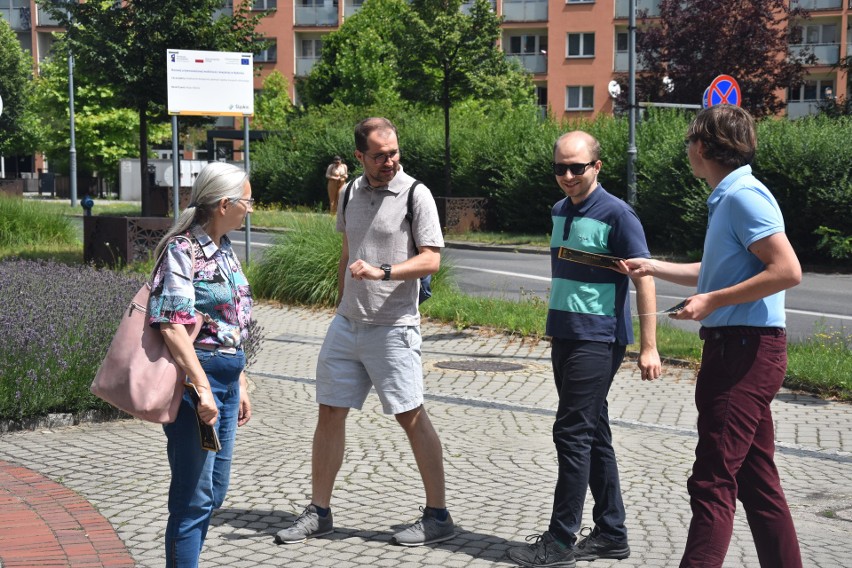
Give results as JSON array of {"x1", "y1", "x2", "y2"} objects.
[
  {"x1": 680, "y1": 329, "x2": 802, "y2": 568},
  {"x1": 548, "y1": 338, "x2": 628, "y2": 547}
]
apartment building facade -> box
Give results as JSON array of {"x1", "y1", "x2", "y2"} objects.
[
  {"x1": 244, "y1": 0, "x2": 851, "y2": 120},
  {"x1": 2, "y1": 0, "x2": 850, "y2": 126}
]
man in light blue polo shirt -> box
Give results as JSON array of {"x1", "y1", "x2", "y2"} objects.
[
  {"x1": 509, "y1": 130, "x2": 661, "y2": 568},
  {"x1": 624, "y1": 105, "x2": 803, "y2": 568}
]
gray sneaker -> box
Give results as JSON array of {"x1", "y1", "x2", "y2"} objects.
[
  {"x1": 274, "y1": 504, "x2": 333, "y2": 544},
  {"x1": 507, "y1": 531, "x2": 576, "y2": 568},
  {"x1": 391, "y1": 507, "x2": 455, "y2": 547}
]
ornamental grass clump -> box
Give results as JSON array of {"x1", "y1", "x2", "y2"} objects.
[
  {"x1": 0, "y1": 260, "x2": 144, "y2": 420},
  {"x1": 0, "y1": 196, "x2": 77, "y2": 248}
]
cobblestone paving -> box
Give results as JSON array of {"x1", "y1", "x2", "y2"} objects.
[{"x1": 1, "y1": 303, "x2": 850, "y2": 567}]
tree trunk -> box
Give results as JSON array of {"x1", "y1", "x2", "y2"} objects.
[
  {"x1": 139, "y1": 107, "x2": 151, "y2": 217},
  {"x1": 443, "y1": 67, "x2": 452, "y2": 197}
]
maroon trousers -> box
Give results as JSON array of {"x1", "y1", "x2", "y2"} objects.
[{"x1": 680, "y1": 327, "x2": 802, "y2": 568}]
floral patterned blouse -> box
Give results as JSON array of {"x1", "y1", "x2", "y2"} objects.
[{"x1": 148, "y1": 225, "x2": 252, "y2": 348}]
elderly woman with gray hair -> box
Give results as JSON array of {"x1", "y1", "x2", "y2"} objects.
[{"x1": 148, "y1": 161, "x2": 254, "y2": 568}]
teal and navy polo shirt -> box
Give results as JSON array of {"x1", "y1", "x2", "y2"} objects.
[{"x1": 546, "y1": 185, "x2": 650, "y2": 345}]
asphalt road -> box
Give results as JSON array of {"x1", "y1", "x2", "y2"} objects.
[{"x1": 232, "y1": 229, "x2": 851, "y2": 343}]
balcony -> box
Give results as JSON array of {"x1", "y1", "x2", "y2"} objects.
[
  {"x1": 789, "y1": 43, "x2": 840, "y2": 65},
  {"x1": 296, "y1": 57, "x2": 320, "y2": 76},
  {"x1": 296, "y1": 4, "x2": 338, "y2": 26},
  {"x1": 2, "y1": 6, "x2": 30, "y2": 30},
  {"x1": 506, "y1": 53, "x2": 546, "y2": 74},
  {"x1": 790, "y1": 0, "x2": 842, "y2": 10},
  {"x1": 36, "y1": 6, "x2": 63, "y2": 26},
  {"x1": 615, "y1": 0, "x2": 661, "y2": 19},
  {"x1": 503, "y1": 0, "x2": 547, "y2": 23},
  {"x1": 461, "y1": 0, "x2": 496, "y2": 14},
  {"x1": 613, "y1": 51, "x2": 646, "y2": 72},
  {"x1": 787, "y1": 101, "x2": 821, "y2": 119}
]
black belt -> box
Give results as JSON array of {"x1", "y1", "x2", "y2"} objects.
[{"x1": 699, "y1": 326, "x2": 786, "y2": 341}]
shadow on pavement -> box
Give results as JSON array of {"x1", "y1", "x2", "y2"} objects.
[{"x1": 212, "y1": 507, "x2": 523, "y2": 565}]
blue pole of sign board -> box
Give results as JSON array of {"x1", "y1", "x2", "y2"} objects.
[{"x1": 243, "y1": 115, "x2": 251, "y2": 267}]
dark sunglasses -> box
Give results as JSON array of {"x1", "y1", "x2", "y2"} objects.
[{"x1": 552, "y1": 161, "x2": 596, "y2": 176}]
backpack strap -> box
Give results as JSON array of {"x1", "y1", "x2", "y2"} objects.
[
  {"x1": 341, "y1": 179, "x2": 357, "y2": 218},
  {"x1": 405, "y1": 181, "x2": 421, "y2": 224}
]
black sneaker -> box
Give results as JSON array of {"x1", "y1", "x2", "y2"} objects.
[
  {"x1": 574, "y1": 527, "x2": 630, "y2": 561},
  {"x1": 507, "y1": 531, "x2": 577, "y2": 568},
  {"x1": 274, "y1": 504, "x2": 333, "y2": 544}
]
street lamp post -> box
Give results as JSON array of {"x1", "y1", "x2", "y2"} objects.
[{"x1": 626, "y1": 0, "x2": 637, "y2": 207}]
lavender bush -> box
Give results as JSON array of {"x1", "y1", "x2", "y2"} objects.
[
  {"x1": 0, "y1": 260, "x2": 144, "y2": 419},
  {"x1": 0, "y1": 260, "x2": 264, "y2": 420}
]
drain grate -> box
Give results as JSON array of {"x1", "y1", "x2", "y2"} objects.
[{"x1": 434, "y1": 360, "x2": 525, "y2": 372}]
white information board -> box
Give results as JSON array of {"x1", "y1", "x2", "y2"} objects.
[{"x1": 166, "y1": 49, "x2": 254, "y2": 116}]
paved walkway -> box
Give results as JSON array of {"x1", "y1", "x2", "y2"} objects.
[{"x1": 1, "y1": 304, "x2": 851, "y2": 567}]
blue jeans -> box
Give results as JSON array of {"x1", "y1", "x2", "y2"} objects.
[
  {"x1": 163, "y1": 349, "x2": 244, "y2": 568},
  {"x1": 549, "y1": 339, "x2": 627, "y2": 547}
]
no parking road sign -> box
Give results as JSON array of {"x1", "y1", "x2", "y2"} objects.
[{"x1": 703, "y1": 74, "x2": 742, "y2": 108}]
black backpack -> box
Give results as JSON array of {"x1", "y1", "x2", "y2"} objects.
[{"x1": 342, "y1": 179, "x2": 433, "y2": 304}]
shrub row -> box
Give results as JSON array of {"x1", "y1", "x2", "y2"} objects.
[{"x1": 251, "y1": 104, "x2": 852, "y2": 261}]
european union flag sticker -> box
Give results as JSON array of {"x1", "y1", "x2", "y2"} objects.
[{"x1": 241, "y1": 58, "x2": 250, "y2": 65}]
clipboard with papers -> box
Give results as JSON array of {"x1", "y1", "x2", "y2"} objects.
[{"x1": 557, "y1": 246, "x2": 624, "y2": 270}]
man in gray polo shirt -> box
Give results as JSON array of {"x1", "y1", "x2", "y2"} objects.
[{"x1": 275, "y1": 117, "x2": 453, "y2": 547}]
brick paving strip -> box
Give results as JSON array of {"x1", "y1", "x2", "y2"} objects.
[{"x1": 0, "y1": 460, "x2": 135, "y2": 568}]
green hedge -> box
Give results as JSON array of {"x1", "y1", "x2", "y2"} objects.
[{"x1": 251, "y1": 105, "x2": 852, "y2": 262}]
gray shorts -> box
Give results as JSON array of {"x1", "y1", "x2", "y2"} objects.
[{"x1": 316, "y1": 314, "x2": 423, "y2": 415}]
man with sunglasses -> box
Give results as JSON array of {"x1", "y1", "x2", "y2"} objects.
[
  {"x1": 623, "y1": 105, "x2": 802, "y2": 568},
  {"x1": 275, "y1": 117, "x2": 454, "y2": 548},
  {"x1": 509, "y1": 131, "x2": 661, "y2": 568}
]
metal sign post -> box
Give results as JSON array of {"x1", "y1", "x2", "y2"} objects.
[
  {"x1": 243, "y1": 116, "x2": 251, "y2": 267},
  {"x1": 626, "y1": 0, "x2": 637, "y2": 207}
]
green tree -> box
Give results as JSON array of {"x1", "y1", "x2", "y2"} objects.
[
  {"x1": 253, "y1": 70, "x2": 294, "y2": 132},
  {"x1": 405, "y1": 0, "x2": 533, "y2": 194},
  {"x1": 31, "y1": 53, "x2": 170, "y2": 187},
  {"x1": 297, "y1": 0, "x2": 410, "y2": 108},
  {"x1": 634, "y1": 0, "x2": 812, "y2": 117},
  {"x1": 298, "y1": 0, "x2": 534, "y2": 195},
  {"x1": 42, "y1": 0, "x2": 266, "y2": 215},
  {"x1": 0, "y1": 19, "x2": 37, "y2": 156}
]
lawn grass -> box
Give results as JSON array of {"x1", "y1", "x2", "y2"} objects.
[{"x1": 29, "y1": 198, "x2": 142, "y2": 217}]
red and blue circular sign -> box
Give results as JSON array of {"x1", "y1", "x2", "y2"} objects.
[{"x1": 703, "y1": 75, "x2": 741, "y2": 108}]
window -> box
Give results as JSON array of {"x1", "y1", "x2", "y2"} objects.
[
  {"x1": 507, "y1": 34, "x2": 547, "y2": 55},
  {"x1": 256, "y1": 40, "x2": 277, "y2": 63},
  {"x1": 788, "y1": 79, "x2": 834, "y2": 102},
  {"x1": 567, "y1": 32, "x2": 595, "y2": 57},
  {"x1": 252, "y1": 0, "x2": 277, "y2": 9},
  {"x1": 566, "y1": 86, "x2": 594, "y2": 111},
  {"x1": 792, "y1": 23, "x2": 838, "y2": 44},
  {"x1": 300, "y1": 38, "x2": 323, "y2": 58},
  {"x1": 616, "y1": 32, "x2": 628, "y2": 52},
  {"x1": 535, "y1": 86, "x2": 548, "y2": 107},
  {"x1": 566, "y1": 0, "x2": 594, "y2": 3}
]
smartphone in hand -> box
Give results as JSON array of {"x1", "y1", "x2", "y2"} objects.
[{"x1": 664, "y1": 299, "x2": 687, "y2": 315}]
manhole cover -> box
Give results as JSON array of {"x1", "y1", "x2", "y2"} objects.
[{"x1": 434, "y1": 360, "x2": 525, "y2": 372}]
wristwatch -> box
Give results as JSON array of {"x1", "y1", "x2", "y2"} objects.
[{"x1": 380, "y1": 264, "x2": 392, "y2": 281}]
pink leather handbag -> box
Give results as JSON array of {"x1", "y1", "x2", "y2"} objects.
[{"x1": 90, "y1": 237, "x2": 202, "y2": 423}]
